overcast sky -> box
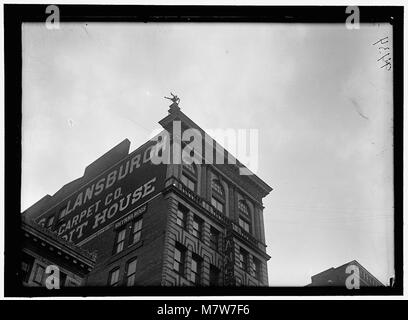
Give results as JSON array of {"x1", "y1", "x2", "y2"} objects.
[{"x1": 22, "y1": 22, "x2": 394, "y2": 286}]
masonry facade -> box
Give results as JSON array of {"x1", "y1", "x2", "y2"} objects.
[
  {"x1": 20, "y1": 219, "x2": 96, "y2": 287},
  {"x1": 22, "y1": 102, "x2": 272, "y2": 287}
]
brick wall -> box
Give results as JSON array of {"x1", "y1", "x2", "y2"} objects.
[{"x1": 82, "y1": 195, "x2": 168, "y2": 286}]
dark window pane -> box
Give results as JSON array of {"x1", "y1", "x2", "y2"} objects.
[
  {"x1": 174, "y1": 244, "x2": 186, "y2": 276},
  {"x1": 33, "y1": 265, "x2": 45, "y2": 284},
  {"x1": 238, "y1": 200, "x2": 250, "y2": 216},
  {"x1": 191, "y1": 255, "x2": 201, "y2": 285},
  {"x1": 212, "y1": 180, "x2": 224, "y2": 195},
  {"x1": 192, "y1": 216, "x2": 202, "y2": 239},
  {"x1": 211, "y1": 197, "x2": 224, "y2": 213},
  {"x1": 126, "y1": 259, "x2": 137, "y2": 286},
  {"x1": 239, "y1": 218, "x2": 250, "y2": 233},
  {"x1": 109, "y1": 268, "x2": 120, "y2": 286},
  {"x1": 115, "y1": 229, "x2": 126, "y2": 254},
  {"x1": 21, "y1": 253, "x2": 34, "y2": 283},
  {"x1": 209, "y1": 265, "x2": 220, "y2": 286},
  {"x1": 132, "y1": 218, "x2": 143, "y2": 244},
  {"x1": 210, "y1": 227, "x2": 219, "y2": 251},
  {"x1": 181, "y1": 173, "x2": 196, "y2": 192}
]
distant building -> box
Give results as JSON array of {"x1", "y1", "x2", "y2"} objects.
[
  {"x1": 20, "y1": 219, "x2": 96, "y2": 287},
  {"x1": 22, "y1": 100, "x2": 272, "y2": 287},
  {"x1": 307, "y1": 260, "x2": 384, "y2": 287}
]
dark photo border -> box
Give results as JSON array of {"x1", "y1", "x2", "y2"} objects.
[{"x1": 4, "y1": 4, "x2": 403, "y2": 297}]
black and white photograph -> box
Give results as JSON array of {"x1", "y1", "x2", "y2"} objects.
[{"x1": 2, "y1": 3, "x2": 403, "y2": 301}]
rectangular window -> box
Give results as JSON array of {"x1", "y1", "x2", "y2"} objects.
[
  {"x1": 191, "y1": 254, "x2": 202, "y2": 285},
  {"x1": 209, "y1": 265, "x2": 220, "y2": 286},
  {"x1": 211, "y1": 180, "x2": 224, "y2": 195},
  {"x1": 126, "y1": 258, "x2": 138, "y2": 286},
  {"x1": 211, "y1": 197, "x2": 224, "y2": 213},
  {"x1": 21, "y1": 253, "x2": 34, "y2": 283},
  {"x1": 251, "y1": 258, "x2": 262, "y2": 280},
  {"x1": 239, "y1": 218, "x2": 250, "y2": 233},
  {"x1": 59, "y1": 272, "x2": 67, "y2": 287},
  {"x1": 108, "y1": 268, "x2": 120, "y2": 286},
  {"x1": 173, "y1": 244, "x2": 186, "y2": 276},
  {"x1": 114, "y1": 228, "x2": 126, "y2": 254},
  {"x1": 176, "y1": 204, "x2": 188, "y2": 228},
  {"x1": 209, "y1": 227, "x2": 219, "y2": 251},
  {"x1": 181, "y1": 173, "x2": 196, "y2": 192},
  {"x1": 238, "y1": 248, "x2": 248, "y2": 272},
  {"x1": 192, "y1": 215, "x2": 203, "y2": 239},
  {"x1": 33, "y1": 264, "x2": 45, "y2": 285},
  {"x1": 131, "y1": 218, "x2": 143, "y2": 244}
]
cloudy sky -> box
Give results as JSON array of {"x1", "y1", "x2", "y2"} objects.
[{"x1": 22, "y1": 22, "x2": 394, "y2": 286}]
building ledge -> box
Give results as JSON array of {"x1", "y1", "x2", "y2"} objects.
[{"x1": 163, "y1": 177, "x2": 270, "y2": 260}]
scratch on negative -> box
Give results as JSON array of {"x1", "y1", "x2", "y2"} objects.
[{"x1": 350, "y1": 98, "x2": 369, "y2": 120}]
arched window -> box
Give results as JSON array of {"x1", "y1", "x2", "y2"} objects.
[{"x1": 238, "y1": 200, "x2": 250, "y2": 216}]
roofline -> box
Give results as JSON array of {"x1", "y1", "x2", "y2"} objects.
[
  {"x1": 159, "y1": 106, "x2": 273, "y2": 195},
  {"x1": 21, "y1": 220, "x2": 96, "y2": 267}
]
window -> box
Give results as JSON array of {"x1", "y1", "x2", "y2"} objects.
[
  {"x1": 211, "y1": 197, "x2": 224, "y2": 213},
  {"x1": 131, "y1": 218, "x2": 143, "y2": 244},
  {"x1": 238, "y1": 200, "x2": 250, "y2": 216},
  {"x1": 126, "y1": 258, "x2": 138, "y2": 286},
  {"x1": 33, "y1": 264, "x2": 45, "y2": 285},
  {"x1": 191, "y1": 254, "x2": 202, "y2": 285},
  {"x1": 59, "y1": 272, "x2": 67, "y2": 287},
  {"x1": 211, "y1": 179, "x2": 224, "y2": 195},
  {"x1": 251, "y1": 258, "x2": 261, "y2": 280},
  {"x1": 239, "y1": 218, "x2": 250, "y2": 233},
  {"x1": 250, "y1": 259, "x2": 256, "y2": 277},
  {"x1": 182, "y1": 162, "x2": 197, "y2": 192},
  {"x1": 209, "y1": 265, "x2": 220, "y2": 286},
  {"x1": 20, "y1": 253, "x2": 34, "y2": 283},
  {"x1": 173, "y1": 244, "x2": 186, "y2": 276},
  {"x1": 59, "y1": 205, "x2": 68, "y2": 219},
  {"x1": 176, "y1": 204, "x2": 188, "y2": 228},
  {"x1": 183, "y1": 163, "x2": 196, "y2": 174},
  {"x1": 209, "y1": 227, "x2": 220, "y2": 251},
  {"x1": 211, "y1": 179, "x2": 225, "y2": 213},
  {"x1": 46, "y1": 215, "x2": 55, "y2": 228},
  {"x1": 114, "y1": 228, "x2": 126, "y2": 254},
  {"x1": 108, "y1": 268, "x2": 120, "y2": 286},
  {"x1": 238, "y1": 248, "x2": 248, "y2": 272},
  {"x1": 181, "y1": 173, "x2": 196, "y2": 192},
  {"x1": 192, "y1": 215, "x2": 203, "y2": 239}
]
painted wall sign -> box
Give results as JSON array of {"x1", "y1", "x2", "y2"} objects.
[
  {"x1": 223, "y1": 230, "x2": 236, "y2": 286},
  {"x1": 36, "y1": 141, "x2": 166, "y2": 244},
  {"x1": 114, "y1": 204, "x2": 147, "y2": 230}
]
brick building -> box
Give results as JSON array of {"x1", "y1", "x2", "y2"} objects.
[
  {"x1": 20, "y1": 218, "x2": 96, "y2": 287},
  {"x1": 307, "y1": 260, "x2": 384, "y2": 287},
  {"x1": 22, "y1": 100, "x2": 272, "y2": 287}
]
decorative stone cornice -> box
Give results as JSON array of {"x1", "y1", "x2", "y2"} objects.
[
  {"x1": 22, "y1": 220, "x2": 97, "y2": 268},
  {"x1": 163, "y1": 177, "x2": 270, "y2": 260}
]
